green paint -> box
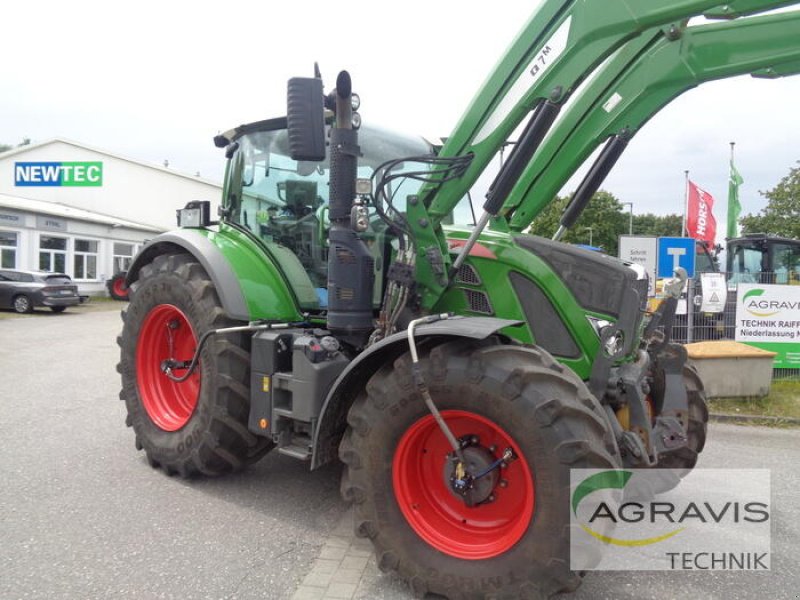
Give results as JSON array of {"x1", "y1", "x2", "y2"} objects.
[
  {"x1": 572, "y1": 470, "x2": 632, "y2": 516},
  {"x1": 191, "y1": 226, "x2": 305, "y2": 322},
  {"x1": 742, "y1": 341, "x2": 800, "y2": 369},
  {"x1": 436, "y1": 226, "x2": 603, "y2": 380},
  {"x1": 61, "y1": 162, "x2": 103, "y2": 187}
]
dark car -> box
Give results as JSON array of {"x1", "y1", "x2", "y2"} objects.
[{"x1": 0, "y1": 269, "x2": 81, "y2": 313}]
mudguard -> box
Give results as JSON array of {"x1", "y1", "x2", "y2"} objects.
[
  {"x1": 310, "y1": 316, "x2": 522, "y2": 469},
  {"x1": 126, "y1": 228, "x2": 305, "y2": 323}
]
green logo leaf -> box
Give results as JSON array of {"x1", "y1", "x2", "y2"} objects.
[
  {"x1": 742, "y1": 288, "x2": 765, "y2": 303},
  {"x1": 572, "y1": 470, "x2": 632, "y2": 516}
]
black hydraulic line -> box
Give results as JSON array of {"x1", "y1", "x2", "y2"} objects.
[
  {"x1": 449, "y1": 98, "x2": 562, "y2": 279},
  {"x1": 483, "y1": 99, "x2": 562, "y2": 216},
  {"x1": 556, "y1": 131, "x2": 630, "y2": 236},
  {"x1": 161, "y1": 322, "x2": 301, "y2": 383}
]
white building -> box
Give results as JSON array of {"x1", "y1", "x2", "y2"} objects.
[{"x1": 0, "y1": 139, "x2": 222, "y2": 295}]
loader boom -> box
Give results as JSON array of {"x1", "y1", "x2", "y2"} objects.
[
  {"x1": 502, "y1": 9, "x2": 800, "y2": 231},
  {"x1": 411, "y1": 0, "x2": 798, "y2": 308},
  {"x1": 424, "y1": 0, "x2": 792, "y2": 221}
]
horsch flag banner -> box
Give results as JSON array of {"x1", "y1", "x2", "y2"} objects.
[{"x1": 686, "y1": 181, "x2": 717, "y2": 246}]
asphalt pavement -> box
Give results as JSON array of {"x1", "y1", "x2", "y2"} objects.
[{"x1": 1, "y1": 307, "x2": 798, "y2": 600}]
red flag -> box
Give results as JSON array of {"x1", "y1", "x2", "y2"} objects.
[{"x1": 686, "y1": 180, "x2": 717, "y2": 246}]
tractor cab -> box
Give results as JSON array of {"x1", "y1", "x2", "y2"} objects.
[
  {"x1": 727, "y1": 234, "x2": 800, "y2": 285},
  {"x1": 221, "y1": 121, "x2": 432, "y2": 306}
]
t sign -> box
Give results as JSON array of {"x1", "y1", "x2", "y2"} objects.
[{"x1": 657, "y1": 237, "x2": 696, "y2": 278}]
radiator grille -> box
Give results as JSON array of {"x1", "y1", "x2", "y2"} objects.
[
  {"x1": 462, "y1": 288, "x2": 493, "y2": 315},
  {"x1": 456, "y1": 263, "x2": 482, "y2": 286}
]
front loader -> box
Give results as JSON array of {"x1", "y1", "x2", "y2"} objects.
[{"x1": 117, "y1": 1, "x2": 800, "y2": 597}]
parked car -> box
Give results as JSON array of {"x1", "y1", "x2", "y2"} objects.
[{"x1": 0, "y1": 270, "x2": 81, "y2": 313}]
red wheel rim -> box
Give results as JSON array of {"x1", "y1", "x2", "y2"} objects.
[
  {"x1": 136, "y1": 304, "x2": 200, "y2": 431},
  {"x1": 113, "y1": 278, "x2": 128, "y2": 298},
  {"x1": 393, "y1": 410, "x2": 534, "y2": 560}
]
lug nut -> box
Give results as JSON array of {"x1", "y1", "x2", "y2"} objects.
[{"x1": 499, "y1": 480, "x2": 508, "y2": 488}]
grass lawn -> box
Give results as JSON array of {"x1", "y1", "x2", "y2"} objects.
[{"x1": 709, "y1": 380, "x2": 800, "y2": 422}]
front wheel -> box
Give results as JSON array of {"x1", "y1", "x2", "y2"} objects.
[
  {"x1": 117, "y1": 253, "x2": 273, "y2": 477},
  {"x1": 340, "y1": 340, "x2": 621, "y2": 599}
]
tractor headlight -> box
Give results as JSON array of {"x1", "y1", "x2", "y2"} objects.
[
  {"x1": 600, "y1": 326, "x2": 625, "y2": 359},
  {"x1": 587, "y1": 317, "x2": 613, "y2": 336},
  {"x1": 176, "y1": 201, "x2": 211, "y2": 228}
]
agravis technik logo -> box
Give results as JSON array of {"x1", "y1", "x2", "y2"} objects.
[
  {"x1": 570, "y1": 469, "x2": 771, "y2": 571},
  {"x1": 742, "y1": 288, "x2": 800, "y2": 317}
]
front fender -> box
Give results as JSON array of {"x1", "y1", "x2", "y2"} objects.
[
  {"x1": 126, "y1": 228, "x2": 304, "y2": 323},
  {"x1": 310, "y1": 316, "x2": 522, "y2": 469}
]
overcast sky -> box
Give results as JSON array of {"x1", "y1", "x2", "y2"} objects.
[{"x1": 3, "y1": 1, "x2": 799, "y2": 235}]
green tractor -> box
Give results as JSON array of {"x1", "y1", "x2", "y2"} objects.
[{"x1": 117, "y1": 1, "x2": 800, "y2": 597}]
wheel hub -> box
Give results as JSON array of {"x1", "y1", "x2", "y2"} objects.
[{"x1": 444, "y1": 440, "x2": 500, "y2": 505}]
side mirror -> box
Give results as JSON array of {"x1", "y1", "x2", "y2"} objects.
[{"x1": 287, "y1": 77, "x2": 326, "y2": 161}]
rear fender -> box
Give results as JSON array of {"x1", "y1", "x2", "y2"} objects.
[
  {"x1": 310, "y1": 316, "x2": 522, "y2": 469},
  {"x1": 126, "y1": 229, "x2": 304, "y2": 322}
]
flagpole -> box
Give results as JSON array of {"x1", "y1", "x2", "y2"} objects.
[
  {"x1": 682, "y1": 169, "x2": 689, "y2": 237},
  {"x1": 729, "y1": 143, "x2": 735, "y2": 240}
]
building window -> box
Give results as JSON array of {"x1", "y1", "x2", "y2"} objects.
[
  {"x1": 74, "y1": 238, "x2": 99, "y2": 280},
  {"x1": 39, "y1": 235, "x2": 67, "y2": 273},
  {"x1": 0, "y1": 231, "x2": 17, "y2": 269},
  {"x1": 113, "y1": 242, "x2": 135, "y2": 273}
]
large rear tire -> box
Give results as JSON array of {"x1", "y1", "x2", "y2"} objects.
[
  {"x1": 340, "y1": 340, "x2": 620, "y2": 599},
  {"x1": 117, "y1": 253, "x2": 273, "y2": 477}
]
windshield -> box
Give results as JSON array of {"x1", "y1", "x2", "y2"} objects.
[
  {"x1": 226, "y1": 124, "x2": 432, "y2": 231},
  {"x1": 728, "y1": 243, "x2": 763, "y2": 284}
]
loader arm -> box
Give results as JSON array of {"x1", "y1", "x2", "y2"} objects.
[
  {"x1": 408, "y1": 0, "x2": 794, "y2": 308},
  {"x1": 501, "y1": 8, "x2": 800, "y2": 231},
  {"x1": 423, "y1": 0, "x2": 793, "y2": 222}
]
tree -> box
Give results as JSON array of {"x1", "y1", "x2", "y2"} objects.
[
  {"x1": 528, "y1": 190, "x2": 627, "y2": 255},
  {"x1": 0, "y1": 138, "x2": 31, "y2": 153},
  {"x1": 632, "y1": 213, "x2": 682, "y2": 237},
  {"x1": 740, "y1": 161, "x2": 800, "y2": 238}
]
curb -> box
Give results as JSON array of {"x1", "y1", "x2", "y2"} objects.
[{"x1": 710, "y1": 412, "x2": 800, "y2": 426}]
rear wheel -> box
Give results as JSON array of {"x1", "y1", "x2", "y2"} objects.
[
  {"x1": 107, "y1": 272, "x2": 129, "y2": 301},
  {"x1": 340, "y1": 340, "x2": 620, "y2": 599},
  {"x1": 13, "y1": 294, "x2": 32, "y2": 314},
  {"x1": 117, "y1": 253, "x2": 273, "y2": 477}
]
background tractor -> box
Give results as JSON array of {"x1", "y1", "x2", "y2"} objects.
[{"x1": 117, "y1": 1, "x2": 800, "y2": 597}]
